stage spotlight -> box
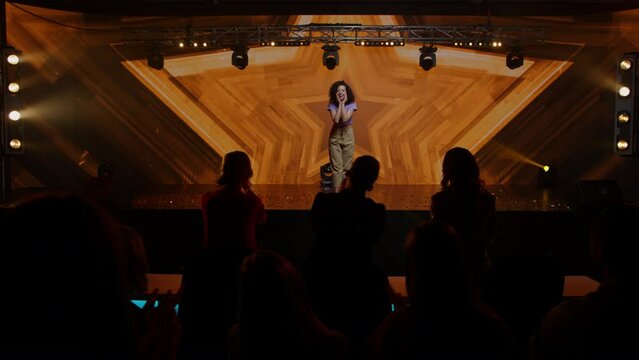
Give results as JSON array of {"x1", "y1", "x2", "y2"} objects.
[
  {"x1": 618, "y1": 112, "x2": 630, "y2": 123},
  {"x1": 322, "y1": 44, "x2": 340, "y2": 70},
  {"x1": 507, "y1": 47, "x2": 525, "y2": 69},
  {"x1": 8, "y1": 110, "x2": 21, "y2": 121},
  {"x1": 232, "y1": 46, "x2": 249, "y2": 70},
  {"x1": 6, "y1": 53, "x2": 19, "y2": 65},
  {"x1": 620, "y1": 59, "x2": 632, "y2": 71},
  {"x1": 8, "y1": 82, "x2": 19, "y2": 93},
  {"x1": 320, "y1": 162, "x2": 333, "y2": 188},
  {"x1": 9, "y1": 139, "x2": 22, "y2": 150},
  {"x1": 617, "y1": 140, "x2": 629, "y2": 150},
  {"x1": 538, "y1": 165, "x2": 557, "y2": 187},
  {"x1": 619, "y1": 86, "x2": 630, "y2": 97},
  {"x1": 419, "y1": 46, "x2": 437, "y2": 71},
  {"x1": 147, "y1": 48, "x2": 164, "y2": 70}
]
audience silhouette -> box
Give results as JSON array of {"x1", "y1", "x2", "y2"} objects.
[
  {"x1": 180, "y1": 150, "x2": 265, "y2": 358},
  {"x1": 533, "y1": 204, "x2": 639, "y2": 359},
  {"x1": 7, "y1": 147, "x2": 632, "y2": 360},
  {"x1": 1, "y1": 193, "x2": 133, "y2": 358},
  {"x1": 431, "y1": 147, "x2": 496, "y2": 286},
  {"x1": 370, "y1": 220, "x2": 514, "y2": 359},
  {"x1": 201, "y1": 151, "x2": 267, "y2": 251},
  {"x1": 1, "y1": 193, "x2": 183, "y2": 359},
  {"x1": 307, "y1": 155, "x2": 391, "y2": 358},
  {"x1": 179, "y1": 245, "x2": 251, "y2": 359},
  {"x1": 116, "y1": 223, "x2": 181, "y2": 360},
  {"x1": 228, "y1": 250, "x2": 346, "y2": 360}
]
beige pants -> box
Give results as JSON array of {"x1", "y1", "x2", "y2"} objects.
[{"x1": 329, "y1": 125, "x2": 355, "y2": 191}]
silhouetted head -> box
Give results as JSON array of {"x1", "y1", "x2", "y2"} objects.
[
  {"x1": 591, "y1": 204, "x2": 639, "y2": 280},
  {"x1": 238, "y1": 251, "x2": 311, "y2": 329},
  {"x1": 405, "y1": 221, "x2": 477, "y2": 309},
  {"x1": 328, "y1": 80, "x2": 355, "y2": 106},
  {"x1": 3, "y1": 192, "x2": 130, "y2": 355},
  {"x1": 441, "y1": 147, "x2": 482, "y2": 193},
  {"x1": 115, "y1": 224, "x2": 148, "y2": 297},
  {"x1": 235, "y1": 250, "x2": 339, "y2": 357},
  {"x1": 347, "y1": 155, "x2": 380, "y2": 192},
  {"x1": 218, "y1": 151, "x2": 253, "y2": 187}
]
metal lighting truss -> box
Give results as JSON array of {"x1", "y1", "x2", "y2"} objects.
[{"x1": 124, "y1": 23, "x2": 546, "y2": 47}]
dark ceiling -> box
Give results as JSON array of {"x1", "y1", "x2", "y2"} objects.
[{"x1": 10, "y1": 0, "x2": 639, "y2": 16}]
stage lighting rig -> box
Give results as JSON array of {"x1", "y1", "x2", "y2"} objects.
[
  {"x1": 506, "y1": 46, "x2": 525, "y2": 70},
  {"x1": 231, "y1": 45, "x2": 249, "y2": 70},
  {"x1": 147, "y1": 47, "x2": 164, "y2": 70},
  {"x1": 615, "y1": 52, "x2": 639, "y2": 156},
  {"x1": 322, "y1": 44, "x2": 340, "y2": 70},
  {"x1": 419, "y1": 46, "x2": 437, "y2": 71},
  {"x1": 124, "y1": 23, "x2": 546, "y2": 51},
  {"x1": 2, "y1": 48, "x2": 25, "y2": 154},
  {"x1": 123, "y1": 24, "x2": 546, "y2": 71}
]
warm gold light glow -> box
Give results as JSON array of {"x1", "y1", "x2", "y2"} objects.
[
  {"x1": 8, "y1": 82, "x2": 19, "y2": 93},
  {"x1": 620, "y1": 59, "x2": 632, "y2": 71},
  {"x1": 617, "y1": 140, "x2": 629, "y2": 150},
  {"x1": 543, "y1": 165, "x2": 550, "y2": 172},
  {"x1": 8, "y1": 110, "x2": 21, "y2": 121},
  {"x1": 9, "y1": 139, "x2": 21, "y2": 149},
  {"x1": 178, "y1": 42, "x2": 184, "y2": 48},
  {"x1": 122, "y1": 14, "x2": 568, "y2": 185},
  {"x1": 7, "y1": 54, "x2": 19, "y2": 65},
  {"x1": 619, "y1": 86, "x2": 631, "y2": 97},
  {"x1": 618, "y1": 112, "x2": 630, "y2": 123}
]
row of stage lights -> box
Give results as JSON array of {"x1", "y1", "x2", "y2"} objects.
[
  {"x1": 171, "y1": 39, "x2": 504, "y2": 49},
  {"x1": 615, "y1": 55, "x2": 636, "y2": 155},
  {"x1": 2, "y1": 48, "x2": 23, "y2": 153},
  {"x1": 148, "y1": 39, "x2": 524, "y2": 71},
  {"x1": 454, "y1": 41, "x2": 503, "y2": 47}
]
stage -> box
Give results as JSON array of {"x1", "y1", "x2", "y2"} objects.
[
  {"x1": 78, "y1": 183, "x2": 597, "y2": 278},
  {"x1": 130, "y1": 184, "x2": 578, "y2": 211},
  {"x1": 0, "y1": 184, "x2": 602, "y2": 277}
]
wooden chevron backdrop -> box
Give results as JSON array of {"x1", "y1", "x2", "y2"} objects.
[{"x1": 124, "y1": 15, "x2": 569, "y2": 184}]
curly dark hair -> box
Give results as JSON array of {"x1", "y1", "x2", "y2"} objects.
[{"x1": 328, "y1": 80, "x2": 355, "y2": 106}]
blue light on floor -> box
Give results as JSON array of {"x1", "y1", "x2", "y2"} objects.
[{"x1": 131, "y1": 300, "x2": 179, "y2": 314}]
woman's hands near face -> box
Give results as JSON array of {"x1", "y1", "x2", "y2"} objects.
[{"x1": 336, "y1": 86, "x2": 347, "y2": 103}]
